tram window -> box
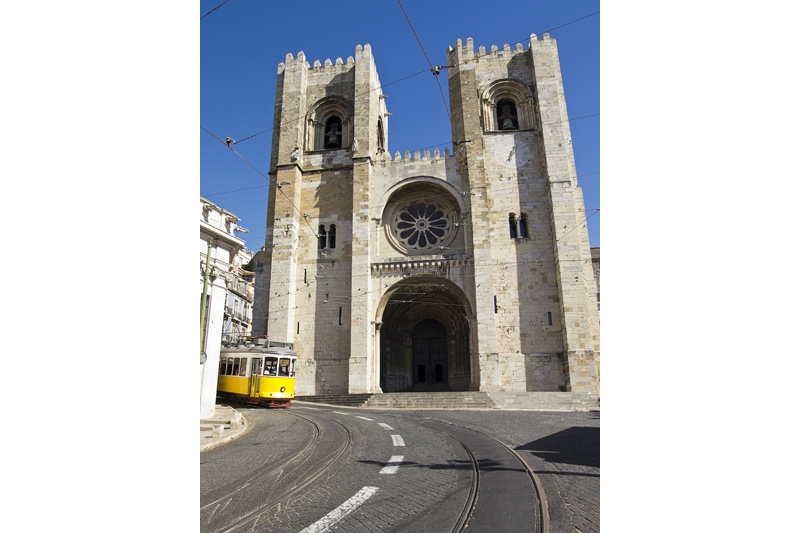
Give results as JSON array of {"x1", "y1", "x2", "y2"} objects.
[
  {"x1": 279, "y1": 358, "x2": 290, "y2": 377},
  {"x1": 225, "y1": 358, "x2": 234, "y2": 376},
  {"x1": 290, "y1": 359, "x2": 296, "y2": 377},
  {"x1": 219, "y1": 357, "x2": 227, "y2": 375},
  {"x1": 232, "y1": 357, "x2": 240, "y2": 376},
  {"x1": 239, "y1": 358, "x2": 247, "y2": 376},
  {"x1": 252, "y1": 358, "x2": 263, "y2": 376},
  {"x1": 264, "y1": 357, "x2": 278, "y2": 376}
]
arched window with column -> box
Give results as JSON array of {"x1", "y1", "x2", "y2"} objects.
[
  {"x1": 318, "y1": 224, "x2": 337, "y2": 249},
  {"x1": 509, "y1": 213, "x2": 529, "y2": 239},
  {"x1": 306, "y1": 96, "x2": 354, "y2": 151},
  {"x1": 481, "y1": 79, "x2": 537, "y2": 133}
]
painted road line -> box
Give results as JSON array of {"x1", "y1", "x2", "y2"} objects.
[
  {"x1": 378, "y1": 423, "x2": 394, "y2": 430},
  {"x1": 391, "y1": 435, "x2": 405, "y2": 446},
  {"x1": 379, "y1": 455, "x2": 404, "y2": 475},
  {"x1": 333, "y1": 411, "x2": 349, "y2": 415},
  {"x1": 295, "y1": 406, "x2": 318, "y2": 410},
  {"x1": 297, "y1": 486, "x2": 379, "y2": 533},
  {"x1": 356, "y1": 416, "x2": 374, "y2": 421}
]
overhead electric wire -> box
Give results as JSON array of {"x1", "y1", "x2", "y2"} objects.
[
  {"x1": 201, "y1": 0, "x2": 232, "y2": 20},
  {"x1": 201, "y1": 126, "x2": 320, "y2": 239},
  {"x1": 396, "y1": 0, "x2": 450, "y2": 123},
  {"x1": 203, "y1": 184, "x2": 269, "y2": 197},
  {"x1": 228, "y1": 10, "x2": 598, "y2": 147}
]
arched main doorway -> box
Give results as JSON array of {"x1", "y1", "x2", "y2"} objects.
[{"x1": 378, "y1": 278, "x2": 473, "y2": 392}]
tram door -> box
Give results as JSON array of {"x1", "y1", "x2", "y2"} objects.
[
  {"x1": 411, "y1": 320, "x2": 448, "y2": 385},
  {"x1": 250, "y1": 357, "x2": 263, "y2": 397}
]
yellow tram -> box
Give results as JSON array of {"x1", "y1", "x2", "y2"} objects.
[{"x1": 217, "y1": 340, "x2": 298, "y2": 408}]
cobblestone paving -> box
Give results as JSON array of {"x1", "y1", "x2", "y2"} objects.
[
  {"x1": 201, "y1": 408, "x2": 313, "y2": 495},
  {"x1": 233, "y1": 410, "x2": 467, "y2": 533},
  {"x1": 394, "y1": 410, "x2": 600, "y2": 533},
  {"x1": 202, "y1": 408, "x2": 598, "y2": 533}
]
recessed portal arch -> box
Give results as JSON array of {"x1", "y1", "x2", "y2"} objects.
[{"x1": 377, "y1": 276, "x2": 474, "y2": 392}]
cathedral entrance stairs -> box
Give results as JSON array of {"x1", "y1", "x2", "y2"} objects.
[
  {"x1": 294, "y1": 392, "x2": 599, "y2": 410},
  {"x1": 363, "y1": 391, "x2": 495, "y2": 409},
  {"x1": 294, "y1": 394, "x2": 373, "y2": 407}
]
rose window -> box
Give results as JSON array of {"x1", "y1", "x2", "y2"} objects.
[{"x1": 390, "y1": 200, "x2": 454, "y2": 253}]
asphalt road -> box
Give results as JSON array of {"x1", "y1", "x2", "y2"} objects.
[{"x1": 200, "y1": 405, "x2": 599, "y2": 533}]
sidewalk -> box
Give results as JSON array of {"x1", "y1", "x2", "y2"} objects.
[{"x1": 200, "y1": 404, "x2": 248, "y2": 452}]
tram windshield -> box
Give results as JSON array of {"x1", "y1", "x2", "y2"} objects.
[{"x1": 263, "y1": 357, "x2": 278, "y2": 376}]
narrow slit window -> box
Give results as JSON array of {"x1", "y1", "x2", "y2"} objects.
[
  {"x1": 339, "y1": 307, "x2": 342, "y2": 325},
  {"x1": 377, "y1": 119, "x2": 385, "y2": 152},
  {"x1": 328, "y1": 224, "x2": 336, "y2": 249},
  {"x1": 509, "y1": 214, "x2": 517, "y2": 238},
  {"x1": 548, "y1": 312, "x2": 553, "y2": 326}
]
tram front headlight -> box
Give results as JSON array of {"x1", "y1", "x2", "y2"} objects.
[{"x1": 280, "y1": 386, "x2": 286, "y2": 392}]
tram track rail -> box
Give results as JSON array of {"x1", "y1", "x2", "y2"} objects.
[
  {"x1": 201, "y1": 409, "x2": 354, "y2": 533},
  {"x1": 402, "y1": 414, "x2": 549, "y2": 533},
  {"x1": 414, "y1": 420, "x2": 480, "y2": 533},
  {"x1": 201, "y1": 409, "x2": 322, "y2": 511}
]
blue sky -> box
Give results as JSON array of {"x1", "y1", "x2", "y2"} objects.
[{"x1": 200, "y1": 0, "x2": 600, "y2": 251}]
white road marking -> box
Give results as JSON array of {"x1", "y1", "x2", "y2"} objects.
[
  {"x1": 356, "y1": 416, "x2": 374, "y2": 421},
  {"x1": 391, "y1": 435, "x2": 405, "y2": 446},
  {"x1": 379, "y1": 455, "x2": 404, "y2": 474},
  {"x1": 378, "y1": 423, "x2": 394, "y2": 430},
  {"x1": 297, "y1": 486, "x2": 379, "y2": 533},
  {"x1": 333, "y1": 411, "x2": 349, "y2": 415},
  {"x1": 294, "y1": 406, "x2": 318, "y2": 410}
]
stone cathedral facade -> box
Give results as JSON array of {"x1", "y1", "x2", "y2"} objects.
[{"x1": 252, "y1": 33, "x2": 600, "y2": 397}]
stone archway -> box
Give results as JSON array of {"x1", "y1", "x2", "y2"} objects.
[{"x1": 378, "y1": 277, "x2": 473, "y2": 392}]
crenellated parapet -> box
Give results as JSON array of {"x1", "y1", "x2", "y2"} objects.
[
  {"x1": 273, "y1": 43, "x2": 379, "y2": 84},
  {"x1": 377, "y1": 147, "x2": 455, "y2": 164},
  {"x1": 446, "y1": 33, "x2": 554, "y2": 64},
  {"x1": 278, "y1": 50, "x2": 355, "y2": 74}
]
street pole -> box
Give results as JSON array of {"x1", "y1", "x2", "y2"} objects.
[{"x1": 200, "y1": 238, "x2": 214, "y2": 359}]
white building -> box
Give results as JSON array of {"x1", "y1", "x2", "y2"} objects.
[
  {"x1": 199, "y1": 197, "x2": 250, "y2": 419},
  {"x1": 222, "y1": 248, "x2": 255, "y2": 344}
]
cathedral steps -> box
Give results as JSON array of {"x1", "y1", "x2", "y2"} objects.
[
  {"x1": 486, "y1": 392, "x2": 599, "y2": 411},
  {"x1": 295, "y1": 394, "x2": 374, "y2": 407},
  {"x1": 364, "y1": 392, "x2": 496, "y2": 409},
  {"x1": 294, "y1": 392, "x2": 599, "y2": 411}
]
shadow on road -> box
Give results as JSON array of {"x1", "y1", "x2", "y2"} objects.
[{"x1": 516, "y1": 426, "x2": 599, "y2": 468}]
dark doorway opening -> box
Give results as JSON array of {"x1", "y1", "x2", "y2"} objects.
[{"x1": 412, "y1": 319, "x2": 448, "y2": 386}]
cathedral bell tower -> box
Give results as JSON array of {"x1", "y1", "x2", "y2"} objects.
[
  {"x1": 253, "y1": 45, "x2": 389, "y2": 395},
  {"x1": 447, "y1": 34, "x2": 599, "y2": 394}
]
